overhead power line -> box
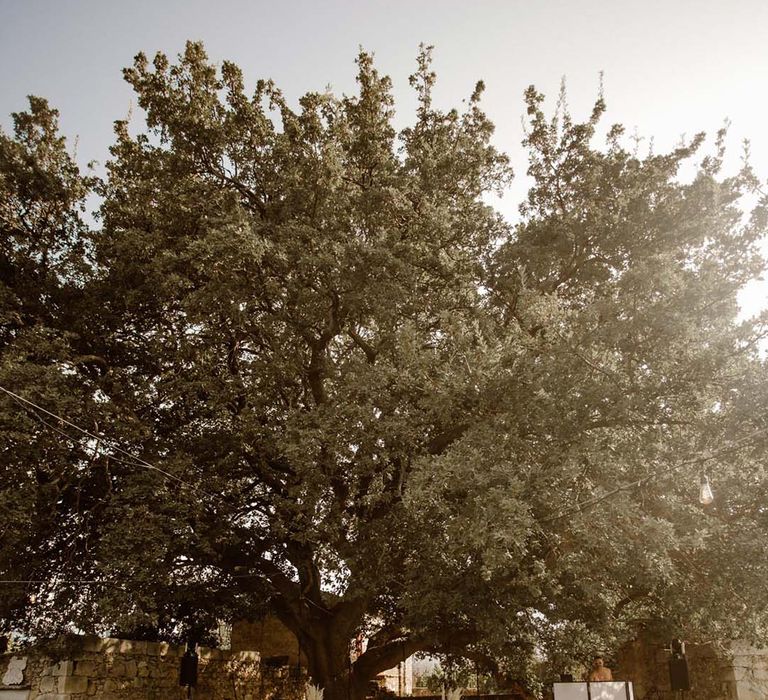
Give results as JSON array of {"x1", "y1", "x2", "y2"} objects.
[
  {"x1": 0, "y1": 572, "x2": 268, "y2": 587},
  {"x1": 543, "y1": 422, "x2": 768, "y2": 523},
  {"x1": 0, "y1": 384, "x2": 217, "y2": 500}
]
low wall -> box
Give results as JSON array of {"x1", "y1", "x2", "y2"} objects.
[
  {"x1": 615, "y1": 637, "x2": 755, "y2": 700},
  {"x1": 724, "y1": 641, "x2": 768, "y2": 700},
  {"x1": 0, "y1": 635, "x2": 305, "y2": 700}
]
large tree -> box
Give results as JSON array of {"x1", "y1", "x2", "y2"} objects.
[{"x1": 2, "y1": 43, "x2": 768, "y2": 698}]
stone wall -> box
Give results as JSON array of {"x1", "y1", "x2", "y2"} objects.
[
  {"x1": 232, "y1": 617, "x2": 415, "y2": 693},
  {"x1": 615, "y1": 637, "x2": 768, "y2": 700},
  {"x1": 0, "y1": 635, "x2": 306, "y2": 700},
  {"x1": 725, "y1": 641, "x2": 768, "y2": 700},
  {"x1": 231, "y1": 619, "x2": 306, "y2": 668}
]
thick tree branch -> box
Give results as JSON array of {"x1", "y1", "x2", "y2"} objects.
[
  {"x1": 348, "y1": 328, "x2": 378, "y2": 364},
  {"x1": 427, "y1": 423, "x2": 469, "y2": 455}
]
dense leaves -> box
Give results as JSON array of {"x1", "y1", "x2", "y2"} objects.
[{"x1": 2, "y1": 42, "x2": 768, "y2": 697}]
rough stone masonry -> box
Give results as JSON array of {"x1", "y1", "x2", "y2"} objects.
[{"x1": 0, "y1": 634, "x2": 306, "y2": 700}]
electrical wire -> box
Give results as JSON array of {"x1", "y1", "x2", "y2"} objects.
[
  {"x1": 4, "y1": 381, "x2": 768, "y2": 580},
  {"x1": 0, "y1": 580, "x2": 115, "y2": 585},
  {"x1": 0, "y1": 384, "x2": 217, "y2": 500},
  {"x1": 537, "y1": 330, "x2": 768, "y2": 522},
  {"x1": 0, "y1": 572, "x2": 269, "y2": 586},
  {"x1": 542, "y1": 422, "x2": 768, "y2": 523},
  {"x1": 0, "y1": 389, "x2": 310, "y2": 597}
]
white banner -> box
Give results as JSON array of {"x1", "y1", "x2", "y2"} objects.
[{"x1": 553, "y1": 682, "x2": 634, "y2": 700}]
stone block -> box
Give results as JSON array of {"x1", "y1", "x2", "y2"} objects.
[
  {"x1": 118, "y1": 639, "x2": 134, "y2": 654},
  {"x1": 103, "y1": 678, "x2": 117, "y2": 692},
  {"x1": 145, "y1": 641, "x2": 162, "y2": 656},
  {"x1": 2, "y1": 655, "x2": 28, "y2": 686},
  {"x1": 61, "y1": 675, "x2": 88, "y2": 693},
  {"x1": 125, "y1": 659, "x2": 138, "y2": 676},
  {"x1": 39, "y1": 675, "x2": 57, "y2": 693},
  {"x1": 74, "y1": 659, "x2": 97, "y2": 676},
  {"x1": 52, "y1": 660, "x2": 74, "y2": 677},
  {"x1": 138, "y1": 660, "x2": 150, "y2": 677},
  {"x1": 199, "y1": 647, "x2": 222, "y2": 660},
  {"x1": 108, "y1": 661, "x2": 125, "y2": 677},
  {"x1": 80, "y1": 635, "x2": 105, "y2": 652},
  {"x1": 131, "y1": 640, "x2": 148, "y2": 655},
  {"x1": 158, "y1": 642, "x2": 172, "y2": 657},
  {"x1": 149, "y1": 664, "x2": 163, "y2": 678},
  {"x1": 100, "y1": 638, "x2": 121, "y2": 655},
  {"x1": 153, "y1": 662, "x2": 170, "y2": 677}
]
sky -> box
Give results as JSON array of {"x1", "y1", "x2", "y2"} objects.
[{"x1": 1, "y1": 0, "x2": 767, "y2": 314}]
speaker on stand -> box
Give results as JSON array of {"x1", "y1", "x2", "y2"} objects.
[{"x1": 669, "y1": 638, "x2": 691, "y2": 694}]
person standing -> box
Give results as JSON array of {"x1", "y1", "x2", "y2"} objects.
[{"x1": 588, "y1": 656, "x2": 613, "y2": 682}]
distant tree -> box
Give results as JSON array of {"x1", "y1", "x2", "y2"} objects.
[
  {"x1": 419, "y1": 656, "x2": 498, "y2": 694},
  {"x1": 0, "y1": 96, "x2": 105, "y2": 635},
  {"x1": 2, "y1": 42, "x2": 768, "y2": 700}
]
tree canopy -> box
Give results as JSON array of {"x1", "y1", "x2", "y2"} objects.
[{"x1": 2, "y1": 42, "x2": 768, "y2": 698}]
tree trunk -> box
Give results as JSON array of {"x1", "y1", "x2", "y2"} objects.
[
  {"x1": 266, "y1": 560, "x2": 411, "y2": 700},
  {"x1": 300, "y1": 621, "x2": 424, "y2": 700},
  {"x1": 303, "y1": 628, "x2": 367, "y2": 700},
  {"x1": 314, "y1": 669, "x2": 370, "y2": 700}
]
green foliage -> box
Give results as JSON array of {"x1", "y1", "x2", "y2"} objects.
[
  {"x1": 0, "y1": 96, "x2": 106, "y2": 638},
  {"x1": 2, "y1": 41, "x2": 768, "y2": 700},
  {"x1": 418, "y1": 657, "x2": 497, "y2": 693}
]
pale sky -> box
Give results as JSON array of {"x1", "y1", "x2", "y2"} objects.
[{"x1": 1, "y1": 0, "x2": 766, "y2": 315}]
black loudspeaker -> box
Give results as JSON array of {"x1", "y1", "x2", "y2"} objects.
[
  {"x1": 669, "y1": 654, "x2": 691, "y2": 691},
  {"x1": 180, "y1": 648, "x2": 199, "y2": 687}
]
